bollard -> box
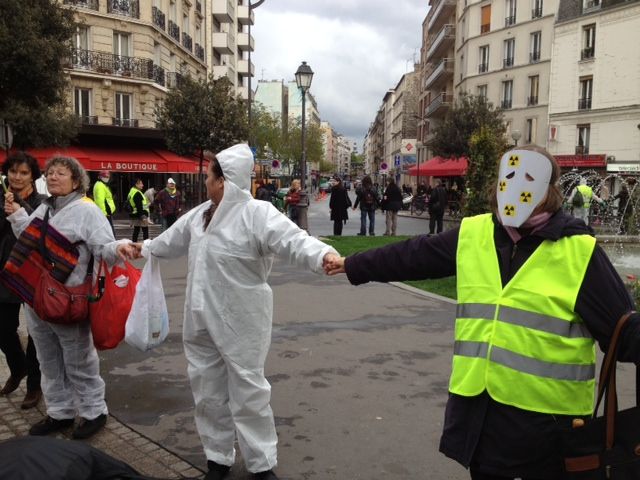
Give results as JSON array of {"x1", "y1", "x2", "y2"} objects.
[{"x1": 297, "y1": 190, "x2": 310, "y2": 232}]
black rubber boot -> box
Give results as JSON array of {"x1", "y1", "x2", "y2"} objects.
[{"x1": 204, "y1": 460, "x2": 230, "y2": 480}]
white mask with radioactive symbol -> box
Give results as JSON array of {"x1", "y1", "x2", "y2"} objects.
[{"x1": 496, "y1": 149, "x2": 552, "y2": 227}]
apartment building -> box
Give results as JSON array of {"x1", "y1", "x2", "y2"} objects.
[
  {"x1": 208, "y1": 0, "x2": 255, "y2": 99},
  {"x1": 254, "y1": 80, "x2": 289, "y2": 126},
  {"x1": 390, "y1": 72, "x2": 419, "y2": 179},
  {"x1": 548, "y1": 0, "x2": 640, "y2": 176},
  {"x1": 321, "y1": 121, "x2": 338, "y2": 170},
  {"x1": 287, "y1": 81, "x2": 321, "y2": 126},
  {"x1": 455, "y1": 0, "x2": 557, "y2": 147}
]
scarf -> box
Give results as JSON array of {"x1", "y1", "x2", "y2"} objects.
[
  {"x1": 502, "y1": 212, "x2": 552, "y2": 244},
  {"x1": 166, "y1": 187, "x2": 177, "y2": 196}
]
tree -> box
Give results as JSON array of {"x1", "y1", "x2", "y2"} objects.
[
  {"x1": 156, "y1": 75, "x2": 248, "y2": 202},
  {"x1": 431, "y1": 92, "x2": 507, "y2": 158},
  {"x1": 250, "y1": 104, "x2": 286, "y2": 160},
  {"x1": 0, "y1": 0, "x2": 77, "y2": 147}
]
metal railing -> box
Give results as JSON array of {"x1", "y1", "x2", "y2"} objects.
[
  {"x1": 107, "y1": 0, "x2": 139, "y2": 18},
  {"x1": 76, "y1": 115, "x2": 98, "y2": 125},
  {"x1": 425, "y1": 58, "x2": 453, "y2": 87},
  {"x1": 182, "y1": 32, "x2": 193, "y2": 52},
  {"x1": 527, "y1": 96, "x2": 538, "y2": 106},
  {"x1": 112, "y1": 118, "x2": 139, "y2": 127},
  {"x1": 63, "y1": 0, "x2": 99, "y2": 10},
  {"x1": 505, "y1": 15, "x2": 516, "y2": 27},
  {"x1": 425, "y1": 92, "x2": 453, "y2": 116},
  {"x1": 195, "y1": 43, "x2": 205, "y2": 61},
  {"x1": 152, "y1": 7, "x2": 166, "y2": 30},
  {"x1": 478, "y1": 62, "x2": 488, "y2": 73},
  {"x1": 503, "y1": 57, "x2": 514, "y2": 68},
  {"x1": 152, "y1": 64, "x2": 165, "y2": 86},
  {"x1": 67, "y1": 48, "x2": 158, "y2": 82},
  {"x1": 426, "y1": 24, "x2": 455, "y2": 59},
  {"x1": 581, "y1": 47, "x2": 594, "y2": 60},
  {"x1": 532, "y1": 7, "x2": 543, "y2": 18},
  {"x1": 575, "y1": 145, "x2": 589, "y2": 155},
  {"x1": 530, "y1": 51, "x2": 541, "y2": 63},
  {"x1": 168, "y1": 20, "x2": 180, "y2": 42},
  {"x1": 578, "y1": 97, "x2": 592, "y2": 110},
  {"x1": 480, "y1": 24, "x2": 490, "y2": 34},
  {"x1": 501, "y1": 99, "x2": 512, "y2": 109}
]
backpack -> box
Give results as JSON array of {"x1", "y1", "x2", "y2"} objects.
[
  {"x1": 572, "y1": 189, "x2": 584, "y2": 208},
  {"x1": 363, "y1": 189, "x2": 375, "y2": 207}
]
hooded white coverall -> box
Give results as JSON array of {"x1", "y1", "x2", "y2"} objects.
[
  {"x1": 142, "y1": 144, "x2": 337, "y2": 473},
  {"x1": 8, "y1": 192, "x2": 125, "y2": 420}
]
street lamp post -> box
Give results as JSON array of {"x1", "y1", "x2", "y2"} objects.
[
  {"x1": 247, "y1": 0, "x2": 265, "y2": 146},
  {"x1": 511, "y1": 129, "x2": 522, "y2": 147},
  {"x1": 295, "y1": 61, "x2": 314, "y2": 190}
]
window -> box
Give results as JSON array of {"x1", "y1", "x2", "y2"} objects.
[
  {"x1": 502, "y1": 80, "x2": 513, "y2": 109},
  {"x1": 532, "y1": 0, "x2": 543, "y2": 18},
  {"x1": 477, "y1": 84, "x2": 488, "y2": 99},
  {"x1": 74, "y1": 26, "x2": 89, "y2": 50},
  {"x1": 74, "y1": 88, "x2": 91, "y2": 118},
  {"x1": 528, "y1": 75, "x2": 539, "y2": 105},
  {"x1": 113, "y1": 32, "x2": 130, "y2": 57},
  {"x1": 576, "y1": 124, "x2": 590, "y2": 154},
  {"x1": 583, "y1": 0, "x2": 600, "y2": 11},
  {"x1": 525, "y1": 118, "x2": 536, "y2": 144},
  {"x1": 505, "y1": 0, "x2": 516, "y2": 26},
  {"x1": 115, "y1": 92, "x2": 132, "y2": 125},
  {"x1": 530, "y1": 31, "x2": 541, "y2": 63},
  {"x1": 503, "y1": 38, "x2": 515, "y2": 68},
  {"x1": 479, "y1": 45, "x2": 490, "y2": 73},
  {"x1": 183, "y1": 13, "x2": 189, "y2": 34},
  {"x1": 481, "y1": 5, "x2": 491, "y2": 33},
  {"x1": 582, "y1": 24, "x2": 596, "y2": 60},
  {"x1": 170, "y1": 0, "x2": 177, "y2": 21},
  {"x1": 579, "y1": 76, "x2": 592, "y2": 110}
]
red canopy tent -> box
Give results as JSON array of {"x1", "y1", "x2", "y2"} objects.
[{"x1": 408, "y1": 156, "x2": 468, "y2": 177}]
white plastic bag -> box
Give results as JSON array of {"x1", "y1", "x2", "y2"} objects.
[{"x1": 125, "y1": 256, "x2": 169, "y2": 351}]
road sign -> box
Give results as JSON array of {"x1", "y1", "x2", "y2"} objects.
[
  {"x1": 0, "y1": 121, "x2": 13, "y2": 150},
  {"x1": 394, "y1": 155, "x2": 401, "y2": 167}
]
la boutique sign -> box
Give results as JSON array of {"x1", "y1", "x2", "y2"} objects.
[{"x1": 100, "y1": 162, "x2": 159, "y2": 172}]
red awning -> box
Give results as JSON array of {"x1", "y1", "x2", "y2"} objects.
[
  {"x1": 154, "y1": 149, "x2": 206, "y2": 173},
  {"x1": 408, "y1": 156, "x2": 468, "y2": 177},
  {"x1": 0, "y1": 147, "x2": 90, "y2": 170},
  {"x1": 555, "y1": 154, "x2": 606, "y2": 168}
]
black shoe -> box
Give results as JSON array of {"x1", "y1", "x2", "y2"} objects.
[
  {"x1": 357, "y1": 232, "x2": 365, "y2": 236},
  {"x1": 0, "y1": 372, "x2": 26, "y2": 395},
  {"x1": 254, "y1": 470, "x2": 279, "y2": 480},
  {"x1": 29, "y1": 416, "x2": 75, "y2": 436},
  {"x1": 72, "y1": 413, "x2": 107, "y2": 439},
  {"x1": 205, "y1": 460, "x2": 230, "y2": 480},
  {"x1": 369, "y1": 232, "x2": 375, "y2": 236}
]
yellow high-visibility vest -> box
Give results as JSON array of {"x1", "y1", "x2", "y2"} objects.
[{"x1": 452, "y1": 213, "x2": 597, "y2": 415}]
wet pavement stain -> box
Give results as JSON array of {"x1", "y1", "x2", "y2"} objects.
[
  {"x1": 310, "y1": 381, "x2": 329, "y2": 389},
  {"x1": 267, "y1": 373, "x2": 290, "y2": 383},
  {"x1": 275, "y1": 415, "x2": 303, "y2": 427},
  {"x1": 300, "y1": 367, "x2": 355, "y2": 379},
  {"x1": 359, "y1": 353, "x2": 394, "y2": 365}
]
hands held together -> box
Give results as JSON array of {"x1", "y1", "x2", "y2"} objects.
[
  {"x1": 323, "y1": 253, "x2": 346, "y2": 276},
  {"x1": 116, "y1": 242, "x2": 144, "y2": 261}
]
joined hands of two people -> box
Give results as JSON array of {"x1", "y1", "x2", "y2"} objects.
[
  {"x1": 322, "y1": 253, "x2": 346, "y2": 276},
  {"x1": 116, "y1": 242, "x2": 144, "y2": 262}
]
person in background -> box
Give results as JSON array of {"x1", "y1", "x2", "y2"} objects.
[
  {"x1": 0, "y1": 152, "x2": 46, "y2": 410},
  {"x1": 130, "y1": 144, "x2": 339, "y2": 480},
  {"x1": 382, "y1": 178, "x2": 402, "y2": 236},
  {"x1": 255, "y1": 181, "x2": 272, "y2": 202},
  {"x1": 155, "y1": 178, "x2": 182, "y2": 231},
  {"x1": 428, "y1": 180, "x2": 448, "y2": 235},
  {"x1": 92, "y1": 170, "x2": 116, "y2": 236},
  {"x1": 329, "y1": 177, "x2": 351, "y2": 236},
  {"x1": 144, "y1": 185, "x2": 159, "y2": 225},
  {"x1": 569, "y1": 178, "x2": 603, "y2": 226},
  {"x1": 285, "y1": 179, "x2": 302, "y2": 226},
  {"x1": 127, "y1": 178, "x2": 150, "y2": 242},
  {"x1": 353, "y1": 175, "x2": 379, "y2": 236},
  {"x1": 4, "y1": 155, "x2": 135, "y2": 439},
  {"x1": 613, "y1": 181, "x2": 633, "y2": 234},
  {"x1": 324, "y1": 145, "x2": 640, "y2": 480}
]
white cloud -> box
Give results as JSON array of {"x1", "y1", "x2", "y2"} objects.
[{"x1": 251, "y1": 2, "x2": 427, "y2": 148}]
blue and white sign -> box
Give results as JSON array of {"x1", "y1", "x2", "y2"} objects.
[{"x1": 394, "y1": 155, "x2": 401, "y2": 167}]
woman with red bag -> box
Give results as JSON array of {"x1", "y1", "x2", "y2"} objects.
[
  {"x1": 0, "y1": 152, "x2": 47, "y2": 409},
  {"x1": 4, "y1": 156, "x2": 135, "y2": 440}
]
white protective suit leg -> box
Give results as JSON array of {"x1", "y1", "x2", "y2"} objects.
[
  {"x1": 185, "y1": 334, "x2": 277, "y2": 473},
  {"x1": 25, "y1": 305, "x2": 108, "y2": 420}
]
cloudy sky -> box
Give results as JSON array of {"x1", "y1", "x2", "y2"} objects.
[{"x1": 251, "y1": 0, "x2": 428, "y2": 149}]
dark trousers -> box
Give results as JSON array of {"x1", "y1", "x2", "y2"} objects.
[
  {"x1": 470, "y1": 470, "x2": 548, "y2": 480},
  {"x1": 333, "y1": 219, "x2": 344, "y2": 236},
  {"x1": 106, "y1": 215, "x2": 115, "y2": 237},
  {"x1": 359, "y1": 209, "x2": 375, "y2": 235},
  {"x1": 163, "y1": 214, "x2": 178, "y2": 231},
  {"x1": 132, "y1": 226, "x2": 149, "y2": 242},
  {"x1": 0, "y1": 302, "x2": 41, "y2": 392},
  {"x1": 429, "y1": 211, "x2": 444, "y2": 234}
]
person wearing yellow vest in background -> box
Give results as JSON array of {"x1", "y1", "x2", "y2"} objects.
[
  {"x1": 127, "y1": 178, "x2": 150, "y2": 242},
  {"x1": 569, "y1": 178, "x2": 603, "y2": 226},
  {"x1": 93, "y1": 170, "x2": 116, "y2": 236},
  {"x1": 324, "y1": 145, "x2": 640, "y2": 480}
]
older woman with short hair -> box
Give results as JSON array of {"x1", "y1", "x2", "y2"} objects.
[{"x1": 4, "y1": 156, "x2": 134, "y2": 439}]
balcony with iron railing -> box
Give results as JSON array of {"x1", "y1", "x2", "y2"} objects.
[
  {"x1": 152, "y1": 64, "x2": 165, "y2": 86},
  {"x1": 532, "y1": 6, "x2": 543, "y2": 18},
  {"x1": 427, "y1": 0, "x2": 456, "y2": 32},
  {"x1": 425, "y1": 58, "x2": 454, "y2": 88},
  {"x1": 575, "y1": 145, "x2": 589, "y2": 155},
  {"x1": 581, "y1": 47, "x2": 595, "y2": 60},
  {"x1": 66, "y1": 48, "x2": 164, "y2": 84},
  {"x1": 152, "y1": 7, "x2": 166, "y2": 31},
  {"x1": 76, "y1": 115, "x2": 98, "y2": 125},
  {"x1": 478, "y1": 62, "x2": 488, "y2": 73},
  {"x1": 530, "y1": 51, "x2": 541, "y2": 63},
  {"x1": 182, "y1": 32, "x2": 193, "y2": 52},
  {"x1": 501, "y1": 99, "x2": 512, "y2": 109},
  {"x1": 426, "y1": 24, "x2": 455, "y2": 60},
  {"x1": 503, "y1": 57, "x2": 514, "y2": 68},
  {"x1": 527, "y1": 96, "x2": 538, "y2": 106},
  {"x1": 168, "y1": 20, "x2": 180, "y2": 42},
  {"x1": 578, "y1": 97, "x2": 592, "y2": 110},
  {"x1": 107, "y1": 0, "x2": 139, "y2": 18},
  {"x1": 480, "y1": 23, "x2": 491, "y2": 34},
  {"x1": 63, "y1": 0, "x2": 99, "y2": 10},
  {"x1": 112, "y1": 118, "x2": 139, "y2": 127},
  {"x1": 425, "y1": 92, "x2": 453, "y2": 117},
  {"x1": 195, "y1": 43, "x2": 205, "y2": 62},
  {"x1": 505, "y1": 15, "x2": 516, "y2": 27}
]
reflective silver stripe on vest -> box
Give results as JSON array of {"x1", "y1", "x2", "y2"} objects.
[
  {"x1": 453, "y1": 341, "x2": 489, "y2": 358},
  {"x1": 499, "y1": 305, "x2": 591, "y2": 339},
  {"x1": 456, "y1": 303, "x2": 592, "y2": 339},
  {"x1": 456, "y1": 303, "x2": 495, "y2": 320},
  {"x1": 491, "y1": 346, "x2": 595, "y2": 381}
]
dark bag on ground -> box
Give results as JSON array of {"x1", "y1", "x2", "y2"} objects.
[{"x1": 562, "y1": 311, "x2": 640, "y2": 479}]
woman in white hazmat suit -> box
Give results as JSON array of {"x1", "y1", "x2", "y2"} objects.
[{"x1": 137, "y1": 144, "x2": 339, "y2": 480}]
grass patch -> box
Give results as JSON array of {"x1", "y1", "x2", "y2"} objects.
[{"x1": 322, "y1": 235, "x2": 457, "y2": 299}]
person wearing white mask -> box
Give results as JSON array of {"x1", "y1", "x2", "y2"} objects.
[
  {"x1": 324, "y1": 145, "x2": 640, "y2": 480},
  {"x1": 131, "y1": 144, "x2": 339, "y2": 480}
]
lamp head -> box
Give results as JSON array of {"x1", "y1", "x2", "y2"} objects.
[{"x1": 295, "y1": 61, "x2": 314, "y2": 91}]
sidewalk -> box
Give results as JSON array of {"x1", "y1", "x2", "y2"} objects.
[{"x1": 0, "y1": 320, "x2": 204, "y2": 480}]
